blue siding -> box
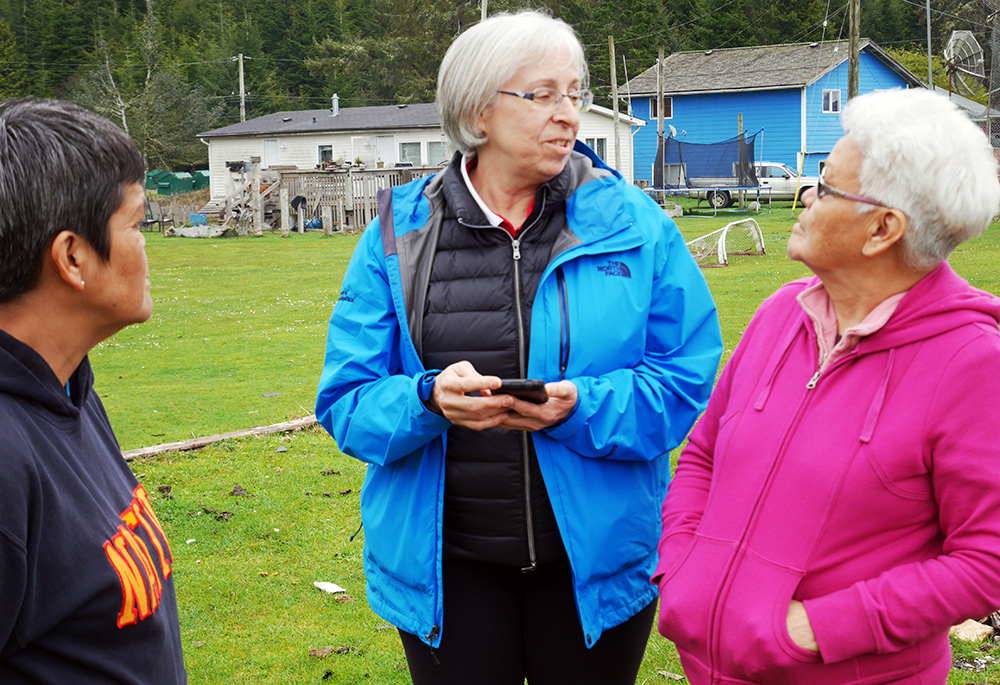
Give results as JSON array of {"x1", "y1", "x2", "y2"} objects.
[
  {"x1": 802, "y1": 49, "x2": 911, "y2": 174},
  {"x1": 633, "y1": 89, "x2": 803, "y2": 183},
  {"x1": 630, "y1": 97, "x2": 658, "y2": 182},
  {"x1": 631, "y1": 47, "x2": 915, "y2": 181}
]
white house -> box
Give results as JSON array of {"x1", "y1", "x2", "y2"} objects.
[{"x1": 196, "y1": 98, "x2": 644, "y2": 199}]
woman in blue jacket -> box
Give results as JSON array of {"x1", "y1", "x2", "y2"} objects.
[{"x1": 316, "y1": 11, "x2": 722, "y2": 684}]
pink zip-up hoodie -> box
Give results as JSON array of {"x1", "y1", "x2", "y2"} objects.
[{"x1": 655, "y1": 263, "x2": 1000, "y2": 684}]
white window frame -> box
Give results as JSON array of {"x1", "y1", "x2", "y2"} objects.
[
  {"x1": 318, "y1": 144, "x2": 333, "y2": 164},
  {"x1": 428, "y1": 140, "x2": 449, "y2": 166},
  {"x1": 398, "y1": 141, "x2": 421, "y2": 166},
  {"x1": 822, "y1": 89, "x2": 841, "y2": 114},
  {"x1": 585, "y1": 137, "x2": 607, "y2": 161},
  {"x1": 649, "y1": 97, "x2": 673, "y2": 120}
]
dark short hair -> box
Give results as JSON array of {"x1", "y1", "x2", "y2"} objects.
[{"x1": 0, "y1": 98, "x2": 145, "y2": 302}]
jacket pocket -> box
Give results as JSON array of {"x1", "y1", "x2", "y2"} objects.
[
  {"x1": 360, "y1": 455, "x2": 439, "y2": 595},
  {"x1": 715, "y1": 547, "x2": 821, "y2": 684},
  {"x1": 657, "y1": 534, "x2": 737, "y2": 659}
]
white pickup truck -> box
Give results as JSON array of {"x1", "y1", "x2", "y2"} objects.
[{"x1": 691, "y1": 162, "x2": 817, "y2": 209}]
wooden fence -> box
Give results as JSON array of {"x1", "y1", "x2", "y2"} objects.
[
  {"x1": 197, "y1": 161, "x2": 440, "y2": 235},
  {"x1": 277, "y1": 166, "x2": 438, "y2": 232}
]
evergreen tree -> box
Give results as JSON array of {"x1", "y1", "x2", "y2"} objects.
[{"x1": 0, "y1": 15, "x2": 25, "y2": 97}]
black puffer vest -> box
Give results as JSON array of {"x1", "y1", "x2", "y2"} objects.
[{"x1": 420, "y1": 159, "x2": 570, "y2": 568}]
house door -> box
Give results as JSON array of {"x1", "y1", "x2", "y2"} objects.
[
  {"x1": 375, "y1": 135, "x2": 394, "y2": 165},
  {"x1": 263, "y1": 139, "x2": 280, "y2": 169}
]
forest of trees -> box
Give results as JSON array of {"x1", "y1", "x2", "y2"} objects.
[{"x1": 0, "y1": 0, "x2": 988, "y2": 170}]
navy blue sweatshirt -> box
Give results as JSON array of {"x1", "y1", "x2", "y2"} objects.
[{"x1": 0, "y1": 329, "x2": 186, "y2": 683}]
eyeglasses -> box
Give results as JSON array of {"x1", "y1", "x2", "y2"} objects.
[
  {"x1": 496, "y1": 87, "x2": 593, "y2": 112},
  {"x1": 817, "y1": 169, "x2": 888, "y2": 208}
]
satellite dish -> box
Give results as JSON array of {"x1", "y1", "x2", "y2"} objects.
[
  {"x1": 668, "y1": 124, "x2": 677, "y2": 138},
  {"x1": 944, "y1": 30, "x2": 985, "y2": 97}
]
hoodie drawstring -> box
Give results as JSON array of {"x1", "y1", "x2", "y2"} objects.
[{"x1": 859, "y1": 349, "x2": 895, "y2": 444}]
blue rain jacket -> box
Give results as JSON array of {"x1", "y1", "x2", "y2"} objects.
[{"x1": 316, "y1": 144, "x2": 722, "y2": 648}]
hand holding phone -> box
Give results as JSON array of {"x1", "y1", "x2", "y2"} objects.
[{"x1": 494, "y1": 378, "x2": 548, "y2": 404}]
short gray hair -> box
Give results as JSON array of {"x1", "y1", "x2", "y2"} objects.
[
  {"x1": 436, "y1": 10, "x2": 588, "y2": 155},
  {"x1": 842, "y1": 88, "x2": 1000, "y2": 268},
  {"x1": 0, "y1": 98, "x2": 144, "y2": 303}
]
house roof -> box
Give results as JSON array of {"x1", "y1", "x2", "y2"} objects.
[
  {"x1": 197, "y1": 103, "x2": 441, "y2": 139},
  {"x1": 587, "y1": 103, "x2": 645, "y2": 126},
  {"x1": 623, "y1": 39, "x2": 923, "y2": 96},
  {"x1": 198, "y1": 100, "x2": 645, "y2": 139},
  {"x1": 929, "y1": 85, "x2": 1000, "y2": 120}
]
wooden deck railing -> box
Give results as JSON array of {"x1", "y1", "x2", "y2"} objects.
[{"x1": 277, "y1": 166, "x2": 439, "y2": 232}]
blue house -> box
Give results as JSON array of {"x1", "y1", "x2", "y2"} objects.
[{"x1": 622, "y1": 39, "x2": 923, "y2": 183}]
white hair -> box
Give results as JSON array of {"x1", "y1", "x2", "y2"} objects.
[
  {"x1": 842, "y1": 88, "x2": 1000, "y2": 268},
  {"x1": 436, "y1": 10, "x2": 588, "y2": 155}
]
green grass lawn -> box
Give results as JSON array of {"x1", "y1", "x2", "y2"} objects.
[{"x1": 103, "y1": 214, "x2": 1000, "y2": 683}]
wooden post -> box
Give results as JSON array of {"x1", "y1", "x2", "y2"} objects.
[
  {"x1": 322, "y1": 205, "x2": 333, "y2": 235},
  {"x1": 297, "y1": 207, "x2": 304, "y2": 234},
  {"x1": 738, "y1": 113, "x2": 745, "y2": 209},
  {"x1": 337, "y1": 197, "x2": 345, "y2": 229},
  {"x1": 609, "y1": 36, "x2": 621, "y2": 172},
  {"x1": 925, "y1": 0, "x2": 933, "y2": 92},
  {"x1": 657, "y1": 47, "x2": 664, "y2": 196},
  {"x1": 346, "y1": 167, "x2": 355, "y2": 213},
  {"x1": 279, "y1": 186, "x2": 289, "y2": 237},
  {"x1": 238, "y1": 53, "x2": 246, "y2": 122},
  {"x1": 250, "y1": 156, "x2": 262, "y2": 236},
  {"x1": 849, "y1": 0, "x2": 860, "y2": 99}
]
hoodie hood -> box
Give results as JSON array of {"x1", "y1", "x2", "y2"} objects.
[
  {"x1": 855, "y1": 262, "x2": 1000, "y2": 354},
  {"x1": 0, "y1": 328, "x2": 90, "y2": 417}
]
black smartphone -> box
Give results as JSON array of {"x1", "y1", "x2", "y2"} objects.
[{"x1": 495, "y1": 378, "x2": 548, "y2": 404}]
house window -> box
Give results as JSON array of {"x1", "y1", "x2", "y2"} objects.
[
  {"x1": 585, "y1": 138, "x2": 607, "y2": 161},
  {"x1": 428, "y1": 141, "x2": 449, "y2": 166},
  {"x1": 822, "y1": 90, "x2": 841, "y2": 113},
  {"x1": 649, "y1": 97, "x2": 673, "y2": 119},
  {"x1": 399, "y1": 142, "x2": 421, "y2": 166},
  {"x1": 318, "y1": 145, "x2": 333, "y2": 164}
]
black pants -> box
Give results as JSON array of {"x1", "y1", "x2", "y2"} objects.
[{"x1": 398, "y1": 557, "x2": 657, "y2": 685}]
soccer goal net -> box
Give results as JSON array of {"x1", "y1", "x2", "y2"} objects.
[{"x1": 685, "y1": 218, "x2": 765, "y2": 267}]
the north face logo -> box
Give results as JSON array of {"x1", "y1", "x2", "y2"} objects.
[{"x1": 597, "y1": 260, "x2": 631, "y2": 278}]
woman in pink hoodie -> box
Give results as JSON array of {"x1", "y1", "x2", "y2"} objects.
[{"x1": 655, "y1": 87, "x2": 1000, "y2": 684}]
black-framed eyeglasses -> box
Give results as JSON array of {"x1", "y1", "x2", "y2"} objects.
[
  {"x1": 496, "y1": 87, "x2": 593, "y2": 112},
  {"x1": 817, "y1": 169, "x2": 888, "y2": 208}
]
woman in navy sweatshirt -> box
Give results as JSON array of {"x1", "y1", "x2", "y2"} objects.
[{"x1": 0, "y1": 98, "x2": 186, "y2": 684}]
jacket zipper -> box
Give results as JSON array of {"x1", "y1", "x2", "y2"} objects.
[
  {"x1": 806, "y1": 370, "x2": 821, "y2": 389},
  {"x1": 509, "y1": 192, "x2": 547, "y2": 573},
  {"x1": 456, "y1": 201, "x2": 545, "y2": 573},
  {"x1": 511, "y1": 231, "x2": 537, "y2": 572},
  {"x1": 707, "y1": 345, "x2": 824, "y2": 678},
  {"x1": 557, "y1": 267, "x2": 570, "y2": 381}
]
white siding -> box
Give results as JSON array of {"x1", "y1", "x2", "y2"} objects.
[
  {"x1": 577, "y1": 106, "x2": 642, "y2": 184},
  {"x1": 205, "y1": 129, "x2": 451, "y2": 198},
  {"x1": 203, "y1": 110, "x2": 642, "y2": 197}
]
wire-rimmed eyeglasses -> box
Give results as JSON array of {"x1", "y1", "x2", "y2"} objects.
[
  {"x1": 496, "y1": 87, "x2": 593, "y2": 112},
  {"x1": 817, "y1": 169, "x2": 888, "y2": 208}
]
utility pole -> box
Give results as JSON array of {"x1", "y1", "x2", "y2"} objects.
[
  {"x1": 848, "y1": 0, "x2": 860, "y2": 98},
  {"x1": 657, "y1": 47, "x2": 664, "y2": 142},
  {"x1": 738, "y1": 113, "x2": 744, "y2": 209},
  {"x1": 926, "y1": 0, "x2": 933, "y2": 90},
  {"x1": 232, "y1": 54, "x2": 249, "y2": 122},
  {"x1": 609, "y1": 36, "x2": 621, "y2": 171},
  {"x1": 657, "y1": 47, "x2": 664, "y2": 193}
]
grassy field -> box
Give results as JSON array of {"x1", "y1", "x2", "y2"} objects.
[{"x1": 101, "y1": 205, "x2": 1000, "y2": 683}]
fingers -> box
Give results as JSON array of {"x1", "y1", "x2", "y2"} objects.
[
  {"x1": 497, "y1": 380, "x2": 578, "y2": 432},
  {"x1": 431, "y1": 362, "x2": 511, "y2": 430}
]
